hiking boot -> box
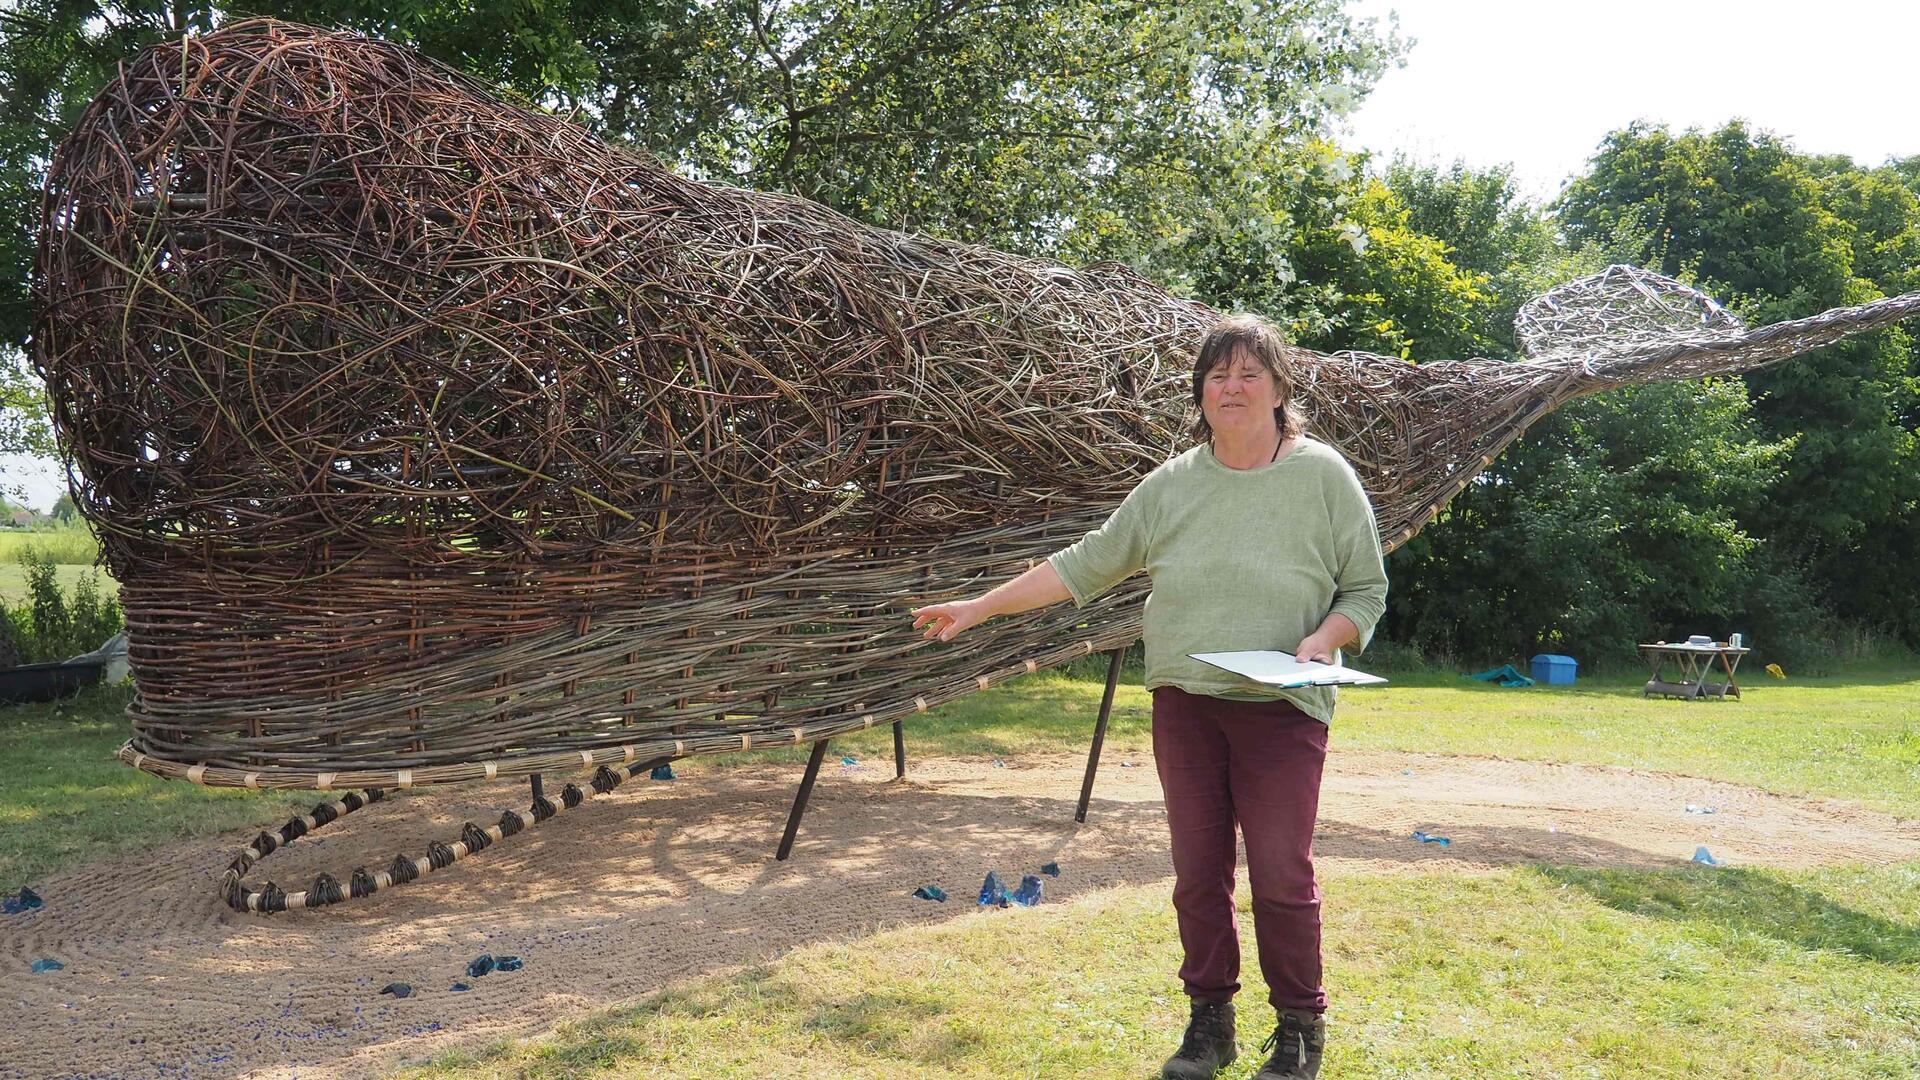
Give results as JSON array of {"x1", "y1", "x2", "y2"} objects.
[
  {"x1": 1161, "y1": 997, "x2": 1236, "y2": 1079},
  {"x1": 1253, "y1": 1008, "x2": 1325, "y2": 1079}
]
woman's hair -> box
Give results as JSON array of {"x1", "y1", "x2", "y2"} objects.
[{"x1": 1189, "y1": 313, "x2": 1309, "y2": 444}]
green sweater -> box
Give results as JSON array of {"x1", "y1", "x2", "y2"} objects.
[{"x1": 1047, "y1": 437, "x2": 1390, "y2": 723}]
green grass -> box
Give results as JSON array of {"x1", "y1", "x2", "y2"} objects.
[
  {"x1": 733, "y1": 660, "x2": 1920, "y2": 819},
  {"x1": 394, "y1": 861, "x2": 1920, "y2": 1078},
  {"x1": 1328, "y1": 662, "x2": 1920, "y2": 819},
  {"x1": 6, "y1": 661, "x2": 1914, "y2": 891},
  {"x1": 0, "y1": 682, "x2": 311, "y2": 890}
]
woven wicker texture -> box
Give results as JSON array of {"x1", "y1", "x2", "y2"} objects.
[{"x1": 33, "y1": 20, "x2": 1920, "y2": 791}]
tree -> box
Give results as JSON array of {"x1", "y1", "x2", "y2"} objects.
[
  {"x1": 1383, "y1": 377, "x2": 1810, "y2": 665},
  {"x1": 2, "y1": 1, "x2": 1405, "y2": 340},
  {"x1": 584, "y1": 2, "x2": 1404, "y2": 261},
  {"x1": 1, "y1": 347, "x2": 54, "y2": 505},
  {"x1": 1298, "y1": 156, "x2": 1814, "y2": 666},
  {"x1": 1, "y1": 349, "x2": 51, "y2": 456},
  {"x1": 1557, "y1": 122, "x2": 1920, "y2": 645}
]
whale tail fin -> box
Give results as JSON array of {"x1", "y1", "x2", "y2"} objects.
[
  {"x1": 1516, "y1": 264, "x2": 1920, "y2": 385},
  {"x1": 1516, "y1": 264, "x2": 1744, "y2": 362}
]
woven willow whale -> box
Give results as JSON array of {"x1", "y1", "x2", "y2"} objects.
[{"x1": 34, "y1": 21, "x2": 1920, "y2": 908}]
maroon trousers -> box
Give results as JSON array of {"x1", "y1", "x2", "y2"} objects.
[{"x1": 1151, "y1": 686, "x2": 1329, "y2": 1013}]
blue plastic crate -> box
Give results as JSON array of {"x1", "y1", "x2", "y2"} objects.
[{"x1": 1529, "y1": 653, "x2": 1578, "y2": 685}]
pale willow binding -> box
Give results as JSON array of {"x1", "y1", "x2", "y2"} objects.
[{"x1": 32, "y1": 20, "x2": 1920, "y2": 909}]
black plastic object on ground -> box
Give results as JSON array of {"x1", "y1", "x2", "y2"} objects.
[{"x1": 0, "y1": 660, "x2": 104, "y2": 705}]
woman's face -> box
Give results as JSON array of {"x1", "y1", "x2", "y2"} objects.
[{"x1": 1200, "y1": 348, "x2": 1282, "y2": 438}]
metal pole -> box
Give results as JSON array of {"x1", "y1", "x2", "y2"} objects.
[
  {"x1": 776, "y1": 738, "x2": 831, "y2": 861},
  {"x1": 1076, "y1": 646, "x2": 1127, "y2": 823}
]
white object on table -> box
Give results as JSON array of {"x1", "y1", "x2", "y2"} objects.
[{"x1": 1188, "y1": 650, "x2": 1388, "y2": 688}]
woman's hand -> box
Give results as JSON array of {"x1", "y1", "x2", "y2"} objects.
[
  {"x1": 1295, "y1": 613, "x2": 1361, "y2": 664},
  {"x1": 910, "y1": 599, "x2": 990, "y2": 642},
  {"x1": 1293, "y1": 631, "x2": 1341, "y2": 665},
  {"x1": 909, "y1": 562, "x2": 1070, "y2": 643}
]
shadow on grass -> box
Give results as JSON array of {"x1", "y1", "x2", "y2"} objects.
[
  {"x1": 452, "y1": 975, "x2": 979, "y2": 1078},
  {"x1": 1533, "y1": 862, "x2": 1920, "y2": 965}
]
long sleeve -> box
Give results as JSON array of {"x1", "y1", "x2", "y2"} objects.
[
  {"x1": 1325, "y1": 465, "x2": 1389, "y2": 653},
  {"x1": 1046, "y1": 479, "x2": 1156, "y2": 608}
]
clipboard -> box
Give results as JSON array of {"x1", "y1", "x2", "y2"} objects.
[{"x1": 1189, "y1": 649, "x2": 1388, "y2": 689}]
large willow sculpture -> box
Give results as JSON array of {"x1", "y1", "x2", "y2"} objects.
[{"x1": 32, "y1": 20, "x2": 1920, "y2": 910}]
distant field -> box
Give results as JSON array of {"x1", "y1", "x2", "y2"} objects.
[
  {"x1": 0, "y1": 561, "x2": 118, "y2": 606},
  {"x1": 0, "y1": 526, "x2": 115, "y2": 605},
  {"x1": 0, "y1": 526, "x2": 99, "y2": 565}
]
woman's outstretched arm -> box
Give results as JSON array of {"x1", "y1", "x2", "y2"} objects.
[{"x1": 910, "y1": 560, "x2": 1072, "y2": 642}]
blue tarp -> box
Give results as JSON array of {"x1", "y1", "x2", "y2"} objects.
[{"x1": 1465, "y1": 664, "x2": 1535, "y2": 688}]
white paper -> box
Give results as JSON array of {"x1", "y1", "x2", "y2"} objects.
[{"x1": 1188, "y1": 649, "x2": 1388, "y2": 688}]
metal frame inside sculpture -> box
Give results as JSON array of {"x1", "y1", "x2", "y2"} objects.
[{"x1": 32, "y1": 20, "x2": 1920, "y2": 911}]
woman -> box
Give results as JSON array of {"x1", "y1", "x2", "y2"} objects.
[{"x1": 910, "y1": 314, "x2": 1388, "y2": 1080}]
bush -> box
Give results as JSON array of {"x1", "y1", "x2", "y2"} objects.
[{"x1": 0, "y1": 547, "x2": 122, "y2": 665}]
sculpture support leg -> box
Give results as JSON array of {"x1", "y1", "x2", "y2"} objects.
[
  {"x1": 777, "y1": 738, "x2": 831, "y2": 861},
  {"x1": 1076, "y1": 647, "x2": 1127, "y2": 824},
  {"x1": 893, "y1": 720, "x2": 907, "y2": 779}
]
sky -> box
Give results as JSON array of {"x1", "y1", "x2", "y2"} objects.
[
  {"x1": 1, "y1": 451, "x2": 63, "y2": 513},
  {"x1": 5, "y1": 1, "x2": 1915, "y2": 512},
  {"x1": 1338, "y1": 0, "x2": 1919, "y2": 202}
]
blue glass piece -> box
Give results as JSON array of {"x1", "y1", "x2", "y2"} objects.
[
  {"x1": 978, "y1": 871, "x2": 1007, "y2": 907},
  {"x1": 1010, "y1": 875, "x2": 1044, "y2": 907}
]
